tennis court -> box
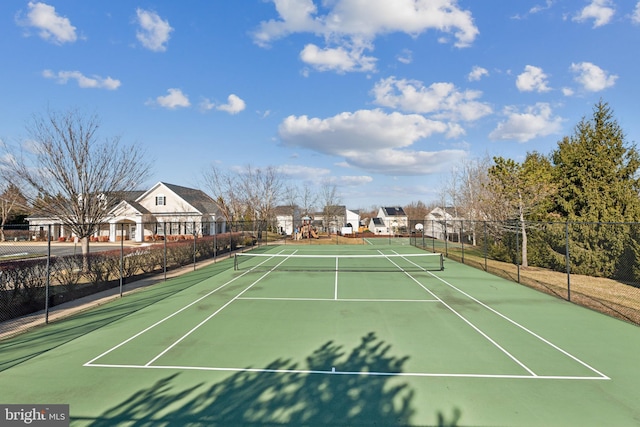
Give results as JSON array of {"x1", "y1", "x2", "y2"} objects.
[{"x1": 1, "y1": 241, "x2": 639, "y2": 426}]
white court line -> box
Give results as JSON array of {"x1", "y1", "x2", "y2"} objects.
[
  {"x1": 84, "y1": 362, "x2": 609, "y2": 381},
  {"x1": 378, "y1": 250, "x2": 538, "y2": 377},
  {"x1": 143, "y1": 251, "x2": 299, "y2": 367},
  {"x1": 394, "y1": 251, "x2": 609, "y2": 380},
  {"x1": 84, "y1": 249, "x2": 292, "y2": 367},
  {"x1": 237, "y1": 297, "x2": 439, "y2": 302},
  {"x1": 426, "y1": 269, "x2": 609, "y2": 379},
  {"x1": 334, "y1": 257, "x2": 339, "y2": 300}
]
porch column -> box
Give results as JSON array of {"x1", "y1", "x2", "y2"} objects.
[{"x1": 109, "y1": 222, "x2": 117, "y2": 242}]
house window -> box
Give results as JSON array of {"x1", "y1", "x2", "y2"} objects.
[{"x1": 155, "y1": 195, "x2": 166, "y2": 206}]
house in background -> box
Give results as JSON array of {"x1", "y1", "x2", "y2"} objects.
[
  {"x1": 368, "y1": 217, "x2": 387, "y2": 234},
  {"x1": 314, "y1": 206, "x2": 361, "y2": 234},
  {"x1": 273, "y1": 205, "x2": 302, "y2": 236},
  {"x1": 369, "y1": 207, "x2": 408, "y2": 235},
  {"x1": 424, "y1": 207, "x2": 465, "y2": 241},
  {"x1": 28, "y1": 182, "x2": 225, "y2": 243}
]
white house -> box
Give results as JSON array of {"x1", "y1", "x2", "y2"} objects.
[
  {"x1": 28, "y1": 182, "x2": 225, "y2": 243},
  {"x1": 424, "y1": 207, "x2": 465, "y2": 240},
  {"x1": 316, "y1": 205, "x2": 361, "y2": 234},
  {"x1": 368, "y1": 207, "x2": 408, "y2": 235},
  {"x1": 273, "y1": 205, "x2": 301, "y2": 236}
]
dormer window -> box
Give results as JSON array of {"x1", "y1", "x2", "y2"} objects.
[{"x1": 155, "y1": 195, "x2": 166, "y2": 206}]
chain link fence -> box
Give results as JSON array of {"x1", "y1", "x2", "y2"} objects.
[
  {"x1": 409, "y1": 219, "x2": 640, "y2": 326},
  {"x1": 0, "y1": 221, "x2": 275, "y2": 337}
]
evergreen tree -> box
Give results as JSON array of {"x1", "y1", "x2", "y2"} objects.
[
  {"x1": 552, "y1": 100, "x2": 640, "y2": 222},
  {"x1": 551, "y1": 100, "x2": 640, "y2": 277}
]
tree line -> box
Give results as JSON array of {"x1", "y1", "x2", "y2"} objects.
[
  {"x1": 3, "y1": 101, "x2": 639, "y2": 281},
  {"x1": 443, "y1": 100, "x2": 640, "y2": 281}
]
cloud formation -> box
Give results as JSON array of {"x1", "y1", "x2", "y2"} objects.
[
  {"x1": 216, "y1": 94, "x2": 246, "y2": 114},
  {"x1": 278, "y1": 109, "x2": 466, "y2": 175},
  {"x1": 371, "y1": 77, "x2": 492, "y2": 122},
  {"x1": 19, "y1": 1, "x2": 77, "y2": 44},
  {"x1": 150, "y1": 88, "x2": 190, "y2": 109},
  {"x1": 570, "y1": 62, "x2": 617, "y2": 91},
  {"x1": 516, "y1": 65, "x2": 551, "y2": 92},
  {"x1": 253, "y1": 0, "x2": 478, "y2": 73},
  {"x1": 573, "y1": 0, "x2": 615, "y2": 27},
  {"x1": 136, "y1": 8, "x2": 173, "y2": 52},
  {"x1": 468, "y1": 66, "x2": 489, "y2": 82},
  {"x1": 42, "y1": 69, "x2": 121, "y2": 90},
  {"x1": 489, "y1": 103, "x2": 563, "y2": 142}
]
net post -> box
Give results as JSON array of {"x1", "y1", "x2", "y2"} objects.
[
  {"x1": 233, "y1": 253, "x2": 238, "y2": 270},
  {"x1": 440, "y1": 253, "x2": 444, "y2": 271}
]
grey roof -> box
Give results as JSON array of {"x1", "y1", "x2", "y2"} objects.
[
  {"x1": 382, "y1": 206, "x2": 406, "y2": 216},
  {"x1": 162, "y1": 183, "x2": 220, "y2": 215}
]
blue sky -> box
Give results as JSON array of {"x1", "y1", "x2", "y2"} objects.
[{"x1": 2, "y1": 1, "x2": 640, "y2": 209}]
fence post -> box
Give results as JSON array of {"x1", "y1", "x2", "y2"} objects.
[
  {"x1": 565, "y1": 222, "x2": 571, "y2": 301},
  {"x1": 516, "y1": 221, "x2": 520, "y2": 283},
  {"x1": 193, "y1": 221, "x2": 197, "y2": 271},
  {"x1": 444, "y1": 220, "x2": 448, "y2": 257},
  {"x1": 461, "y1": 220, "x2": 465, "y2": 264},
  {"x1": 484, "y1": 222, "x2": 488, "y2": 272},
  {"x1": 163, "y1": 222, "x2": 167, "y2": 281},
  {"x1": 45, "y1": 224, "x2": 52, "y2": 324},
  {"x1": 119, "y1": 223, "x2": 124, "y2": 297}
]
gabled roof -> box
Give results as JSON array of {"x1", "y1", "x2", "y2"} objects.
[
  {"x1": 137, "y1": 182, "x2": 219, "y2": 215},
  {"x1": 382, "y1": 206, "x2": 406, "y2": 217}
]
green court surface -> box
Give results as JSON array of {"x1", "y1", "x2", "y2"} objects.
[{"x1": 1, "y1": 243, "x2": 639, "y2": 426}]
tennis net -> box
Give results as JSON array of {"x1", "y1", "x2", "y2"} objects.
[{"x1": 233, "y1": 252, "x2": 444, "y2": 272}]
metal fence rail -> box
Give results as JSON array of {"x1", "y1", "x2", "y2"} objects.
[{"x1": 409, "y1": 220, "x2": 640, "y2": 326}]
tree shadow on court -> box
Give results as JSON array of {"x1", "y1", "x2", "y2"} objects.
[{"x1": 85, "y1": 332, "x2": 462, "y2": 427}]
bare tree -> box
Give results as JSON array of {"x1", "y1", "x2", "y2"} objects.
[
  {"x1": 452, "y1": 155, "x2": 493, "y2": 245},
  {"x1": 318, "y1": 181, "x2": 342, "y2": 235},
  {"x1": 298, "y1": 184, "x2": 318, "y2": 217},
  {"x1": 403, "y1": 200, "x2": 429, "y2": 225},
  {"x1": 241, "y1": 165, "x2": 284, "y2": 224},
  {"x1": 8, "y1": 108, "x2": 150, "y2": 259},
  {"x1": 203, "y1": 164, "x2": 285, "y2": 233},
  {"x1": 0, "y1": 182, "x2": 29, "y2": 241},
  {"x1": 201, "y1": 165, "x2": 245, "y2": 229}
]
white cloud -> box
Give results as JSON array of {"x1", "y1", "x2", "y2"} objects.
[
  {"x1": 253, "y1": 0, "x2": 478, "y2": 73},
  {"x1": 489, "y1": 103, "x2": 563, "y2": 142},
  {"x1": 278, "y1": 164, "x2": 332, "y2": 180},
  {"x1": 200, "y1": 94, "x2": 247, "y2": 114},
  {"x1": 562, "y1": 87, "x2": 575, "y2": 96},
  {"x1": 150, "y1": 88, "x2": 190, "y2": 109},
  {"x1": 42, "y1": 69, "x2": 120, "y2": 90},
  {"x1": 573, "y1": 0, "x2": 615, "y2": 27},
  {"x1": 136, "y1": 8, "x2": 173, "y2": 52},
  {"x1": 278, "y1": 109, "x2": 466, "y2": 175},
  {"x1": 255, "y1": 0, "x2": 478, "y2": 47},
  {"x1": 18, "y1": 2, "x2": 77, "y2": 44},
  {"x1": 397, "y1": 49, "x2": 413, "y2": 65},
  {"x1": 516, "y1": 65, "x2": 551, "y2": 92},
  {"x1": 468, "y1": 66, "x2": 489, "y2": 81},
  {"x1": 530, "y1": 0, "x2": 554, "y2": 14},
  {"x1": 335, "y1": 175, "x2": 374, "y2": 186},
  {"x1": 570, "y1": 61, "x2": 617, "y2": 91},
  {"x1": 371, "y1": 77, "x2": 492, "y2": 122},
  {"x1": 216, "y1": 94, "x2": 246, "y2": 114},
  {"x1": 300, "y1": 43, "x2": 376, "y2": 73},
  {"x1": 631, "y1": 2, "x2": 640, "y2": 24}
]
